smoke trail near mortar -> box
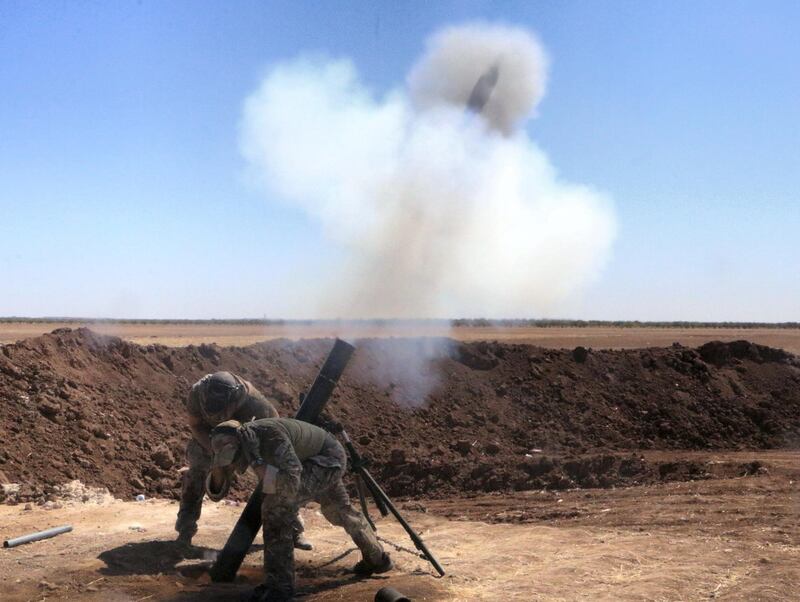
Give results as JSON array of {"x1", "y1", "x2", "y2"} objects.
[{"x1": 240, "y1": 22, "x2": 616, "y2": 320}]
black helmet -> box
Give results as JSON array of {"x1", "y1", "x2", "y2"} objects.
[{"x1": 202, "y1": 372, "x2": 241, "y2": 420}]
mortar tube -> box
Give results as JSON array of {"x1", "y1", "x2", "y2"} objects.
[{"x1": 3, "y1": 525, "x2": 73, "y2": 548}]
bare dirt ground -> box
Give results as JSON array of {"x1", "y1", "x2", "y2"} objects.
[
  {"x1": 1, "y1": 450, "x2": 797, "y2": 601},
  {"x1": 1, "y1": 329, "x2": 798, "y2": 600},
  {"x1": 2, "y1": 322, "x2": 800, "y2": 354}
]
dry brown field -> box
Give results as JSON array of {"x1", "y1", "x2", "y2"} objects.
[{"x1": 2, "y1": 321, "x2": 800, "y2": 353}]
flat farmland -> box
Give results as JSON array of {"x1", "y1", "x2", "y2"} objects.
[{"x1": 1, "y1": 321, "x2": 799, "y2": 353}]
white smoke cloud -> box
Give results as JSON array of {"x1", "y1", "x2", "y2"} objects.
[{"x1": 240, "y1": 22, "x2": 616, "y2": 320}]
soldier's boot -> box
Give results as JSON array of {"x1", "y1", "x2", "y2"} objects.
[{"x1": 352, "y1": 551, "x2": 393, "y2": 575}]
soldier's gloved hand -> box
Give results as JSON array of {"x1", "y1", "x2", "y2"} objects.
[{"x1": 238, "y1": 427, "x2": 262, "y2": 466}]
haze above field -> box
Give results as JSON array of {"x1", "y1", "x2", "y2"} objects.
[
  {"x1": 1, "y1": 1, "x2": 798, "y2": 321},
  {"x1": 2, "y1": 320, "x2": 800, "y2": 355}
]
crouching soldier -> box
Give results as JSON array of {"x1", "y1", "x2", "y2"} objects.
[
  {"x1": 210, "y1": 417, "x2": 393, "y2": 602},
  {"x1": 175, "y1": 371, "x2": 311, "y2": 551}
]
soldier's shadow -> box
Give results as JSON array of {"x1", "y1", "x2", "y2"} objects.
[{"x1": 97, "y1": 539, "x2": 262, "y2": 577}]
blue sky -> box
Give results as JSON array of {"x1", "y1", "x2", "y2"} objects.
[{"x1": 1, "y1": 1, "x2": 798, "y2": 320}]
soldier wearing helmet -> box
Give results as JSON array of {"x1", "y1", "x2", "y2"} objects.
[
  {"x1": 175, "y1": 371, "x2": 311, "y2": 551},
  {"x1": 210, "y1": 418, "x2": 391, "y2": 602}
]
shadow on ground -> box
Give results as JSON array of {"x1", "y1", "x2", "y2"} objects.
[
  {"x1": 164, "y1": 573, "x2": 441, "y2": 602},
  {"x1": 98, "y1": 540, "x2": 221, "y2": 576},
  {"x1": 98, "y1": 541, "x2": 447, "y2": 601}
]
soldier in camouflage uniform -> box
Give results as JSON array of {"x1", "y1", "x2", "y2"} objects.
[
  {"x1": 211, "y1": 417, "x2": 392, "y2": 602},
  {"x1": 176, "y1": 371, "x2": 311, "y2": 550}
]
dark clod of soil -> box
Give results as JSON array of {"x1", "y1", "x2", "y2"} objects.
[{"x1": 572, "y1": 346, "x2": 589, "y2": 363}]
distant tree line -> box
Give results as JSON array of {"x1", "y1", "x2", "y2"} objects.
[
  {"x1": 1, "y1": 317, "x2": 798, "y2": 329},
  {"x1": 449, "y1": 319, "x2": 800, "y2": 329}
]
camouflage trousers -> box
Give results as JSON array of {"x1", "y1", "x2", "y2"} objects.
[
  {"x1": 260, "y1": 437, "x2": 384, "y2": 598},
  {"x1": 175, "y1": 438, "x2": 305, "y2": 541}
]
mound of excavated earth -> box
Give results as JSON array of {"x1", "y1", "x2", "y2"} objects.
[{"x1": 0, "y1": 328, "x2": 799, "y2": 504}]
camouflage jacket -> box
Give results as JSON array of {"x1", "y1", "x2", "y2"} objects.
[{"x1": 238, "y1": 418, "x2": 339, "y2": 497}]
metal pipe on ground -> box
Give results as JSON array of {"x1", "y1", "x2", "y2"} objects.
[{"x1": 4, "y1": 525, "x2": 73, "y2": 548}]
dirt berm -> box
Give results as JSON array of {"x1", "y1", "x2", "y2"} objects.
[{"x1": 1, "y1": 328, "x2": 798, "y2": 503}]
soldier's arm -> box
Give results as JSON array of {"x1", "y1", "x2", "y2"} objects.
[
  {"x1": 185, "y1": 381, "x2": 215, "y2": 452},
  {"x1": 256, "y1": 426, "x2": 302, "y2": 497},
  {"x1": 234, "y1": 392, "x2": 279, "y2": 421},
  {"x1": 188, "y1": 412, "x2": 214, "y2": 453}
]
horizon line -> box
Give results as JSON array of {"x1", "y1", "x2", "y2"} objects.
[{"x1": 1, "y1": 317, "x2": 799, "y2": 329}]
